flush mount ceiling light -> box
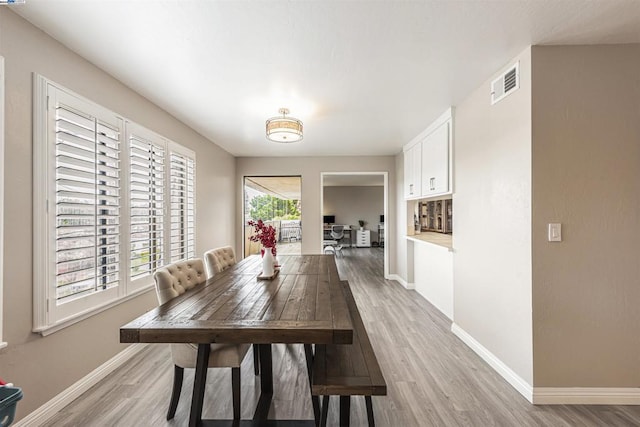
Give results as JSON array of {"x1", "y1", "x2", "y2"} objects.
[{"x1": 266, "y1": 108, "x2": 303, "y2": 143}]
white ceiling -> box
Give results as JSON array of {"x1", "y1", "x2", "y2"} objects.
[{"x1": 14, "y1": 1, "x2": 640, "y2": 157}]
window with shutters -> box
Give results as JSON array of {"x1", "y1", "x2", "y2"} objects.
[
  {"x1": 55, "y1": 106, "x2": 121, "y2": 303},
  {"x1": 128, "y1": 124, "x2": 165, "y2": 284},
  {"x1": 33, "y1": 75, "x2": 196, "y2": 334},
  {"x1": 169, "y1": 147, "x2": 196, "y2": 263}
]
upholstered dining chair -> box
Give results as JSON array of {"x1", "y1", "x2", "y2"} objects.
[
  {"x1": 153, "y1": 258, "x2": 250, "y2": 421},
  {"x1": 204, "y1": 246, "x2": 237, "y2": 276},
  {"x1": 204, "y1": 246, "x2": 260, "y2": 375}
]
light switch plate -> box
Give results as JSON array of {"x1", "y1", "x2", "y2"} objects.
[{"x1": 548, "y1": 223, "x2": 562, "y2": 242}]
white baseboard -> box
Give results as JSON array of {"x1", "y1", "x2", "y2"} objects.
[
  {"x1": 451, "y1": 324, "x2": 640, "y2": 405},
  {"x1": 451, "y1": 323, "x2": 534, "y2": 403},
  {"x1": 533, "y1": 387, "x2": 640, "y2": 405},
  {"x1": 15, "y1": 343, "x2": 148, "y2": 426},
  {"x1": 388, "y1": 274, "x2": 415, "y2": 290}
]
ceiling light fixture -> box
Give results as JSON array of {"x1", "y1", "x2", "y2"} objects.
[{"x1": 266, "y1": 108, "x2": 303, "y2": 143}]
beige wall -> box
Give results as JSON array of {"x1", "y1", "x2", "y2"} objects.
[
  {"x1": 236, "y1": 156, "x2": 395, "y2": 270},
  {"x1": 323, "y1": 186, "x2": 384, "y2": 242},
  {"x1": 531, "y1": 45, "x2": 640, "y2": 387},
  {"x1": 453, "y1": 47, "x2": 533, "y2": 384},
  {"x1": 0, "y1": 10, "x2": 236, "y2": 419}
]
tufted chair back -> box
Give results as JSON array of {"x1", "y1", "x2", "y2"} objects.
[
  {"x1": 204, "y1": 246, "x2": 237, "y2": 278},
  {"x1": 153, "y1": 258, "x2": 206, "y2": 305}
]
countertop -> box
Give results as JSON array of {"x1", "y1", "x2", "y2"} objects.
[{"x1": 406, "y1": 232, "x2": 453, "y2": 250}]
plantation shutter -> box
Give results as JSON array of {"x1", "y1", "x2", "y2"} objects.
[
  {"x1": 54, "y1": 101, "x2": 121, "y2": 303},
  {"x1": 169, "y1": 149, "x2": 195, "y2": 262},
  {"x1": 129, "y1": 127, "x2": 165, "y2": 279},
  {"x1": 35, "y1": 76, "x2": 200, "y2": 333}
]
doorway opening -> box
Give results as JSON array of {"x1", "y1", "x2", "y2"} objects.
[
  {"x1": 243, "y1": 176, "x2": 302, "y2": 257},
  {"x1": 321, "y1": 172, "x2": 389, "y2": 278}
]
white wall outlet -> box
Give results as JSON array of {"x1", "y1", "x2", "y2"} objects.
[{"x1": 548, "y1": 223, "x2": 562, "y2": 242}]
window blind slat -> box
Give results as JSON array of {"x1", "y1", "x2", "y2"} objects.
[
  {"x1": 56, "y1": 105, "x2": 93, "y2": 127},
  {"x1": 56, "y1": 121, "x2": 95, "y2": 142}
]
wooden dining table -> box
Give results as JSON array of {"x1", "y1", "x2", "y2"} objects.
[{"x1": 120, "y1": 254, "x2": 353, "y2": 426}]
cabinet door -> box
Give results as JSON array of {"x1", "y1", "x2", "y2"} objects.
[
  {"x1": 412, "y1": 144, "x2": 422, "y2": 196},
  {"x1": 421, "y1": 121, "x2": 449, "y2": 196},
  {"x1": 404, "y1": 143, "x2": 421, "y2": 199},
  {"x1": 403, "y1": 150, "x2": 413, "y2": 198}
]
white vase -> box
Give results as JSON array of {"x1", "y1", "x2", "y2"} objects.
[{"x1": 262, "y1": 249, "x2": 275, "y2": 277}]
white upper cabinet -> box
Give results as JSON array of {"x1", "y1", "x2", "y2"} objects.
[
  {"x1": 403, "y1": 108, "x2": 453, "y2": 200},
  {"x1": 421, "y1": 120, "x2": 450, "y2": 197},
  {"x1": 404, "y1": 142, "x2": 421, "y2": 199}
]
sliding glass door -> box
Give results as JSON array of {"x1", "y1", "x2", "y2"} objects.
[{"x1": 243, "y1": 176, "x2": 302, "y2": 257}]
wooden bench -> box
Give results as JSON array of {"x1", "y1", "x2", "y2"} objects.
[{"x1": 311, "y1": 281, "x2": 387, "y2": 426}]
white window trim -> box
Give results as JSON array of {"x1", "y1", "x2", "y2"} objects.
[
  {"x1": 32, "y1": 74, "x2": 195, "y2": 335},
  {"x1": 0, "y1": 56, "x2": 6, "y2": 349}
]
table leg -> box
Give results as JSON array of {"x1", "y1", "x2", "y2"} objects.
[
  {"x1": 320, "y1": 395, "x2": 330, "y2": 427},
  {"x1": 304, "y1": 344, "x2": 321, "y2": 425},
  {"x1": 339, "y1": 396, "x2": 351, "y2": 427},
  {"x1": 189, "y1": 343, "x2": 210, "y2": 427},
  {"x1": 258, "y1": 344, "x2": 273, "y2": 394},
  {"x1": 253, "y1": 344, "x2": 273, "y2": 422}
]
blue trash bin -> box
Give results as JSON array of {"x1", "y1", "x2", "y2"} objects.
[{"x1": 0, "y1": 387, "x2": 23, "y2": 427}]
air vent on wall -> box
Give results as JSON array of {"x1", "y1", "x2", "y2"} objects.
[{"x1": 491, "y1": 61, "x2": 519, "y2": 105}]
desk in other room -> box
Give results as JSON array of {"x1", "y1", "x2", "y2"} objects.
[{"x1": 323, "y1": 224, "x2": 353, "y2": 247}]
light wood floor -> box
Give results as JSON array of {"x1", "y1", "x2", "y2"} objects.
[{"x1": 44, "y1": 248, "x2": 640, "y2": 426}]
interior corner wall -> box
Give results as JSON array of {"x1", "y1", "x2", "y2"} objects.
[
  {"x1": 394, "y1": 153, "x2": 408, "y2": 282},
  {"x1": 323, "y1": 186, "x2": 384, "y2": 242},
  {"x1": 0, "y1": 10, "x2": 236, "y2": 420},
  {"x1": 453, "y1": 47, "x2": 533, "y2": 385},
  {"x1": 235, "y1": 156, "x2": 395, "y2": 264},
  {"x1": 531, "y1": 44, "x2": 640, "y2": 387}
]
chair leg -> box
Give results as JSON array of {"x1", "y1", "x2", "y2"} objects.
[
  {"x1": 320, "y1": 395, "x2": 330, "y2": 427},
  {"x1": 166, "y1": 365, "x2": 183, "y2": 420},
  {"x1": 189, "y1": 344, "x2": 211, "y2": 427},
  {"x1": 253, "y1": 344, "x2": 260, "y2": 376},
  {"x1": 339, "y1": 396, "x2": 351, "y2": 427},
  {"x1": 365, "y1": 396, "x2": 375, "y2": 427},
  {"x1": 232, "y1": 367, "x2": 241, "y2": 420}
]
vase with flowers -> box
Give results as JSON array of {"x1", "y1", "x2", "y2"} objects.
[{"x1": 248, "y1": 219, "x2": 278, "y2": 276}]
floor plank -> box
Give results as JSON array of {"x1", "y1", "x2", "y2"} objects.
[{"x1": 43, "y1": 248, "x2": 640, "y2": 426}]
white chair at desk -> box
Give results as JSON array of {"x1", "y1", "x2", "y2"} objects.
[{"x1": 323, "y1": 225, "x2": 345, "y2": 256}]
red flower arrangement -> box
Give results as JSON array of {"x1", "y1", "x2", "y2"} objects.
[{"x1": 248, "y1": 219, "x2": 277, "y2": 256}]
